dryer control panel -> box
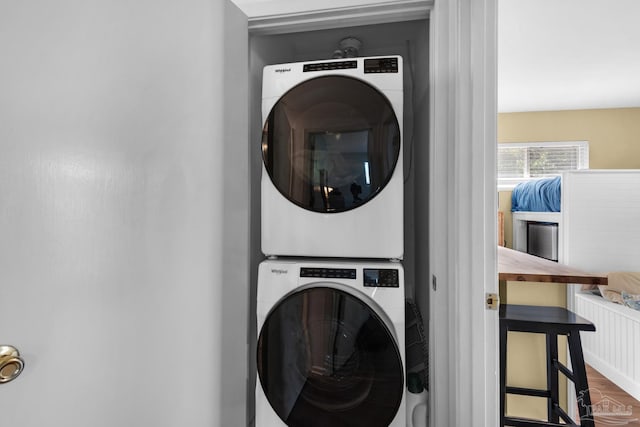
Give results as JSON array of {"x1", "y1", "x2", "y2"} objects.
[
  {"x1": 303, "y1": 60, "x2": 357, "y2": 72},
  {"x1": 300, "y1": 267, "x2": 356, "y2": 279},
  {"x1": 363, "y1": 268, "x2": 400, "y2": 288}
]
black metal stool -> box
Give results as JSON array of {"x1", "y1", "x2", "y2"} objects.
[{"x1": 500, "y1": 304, "x2": 596, "y2": 427}]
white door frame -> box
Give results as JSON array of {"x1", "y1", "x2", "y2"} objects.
[
  {"x1": 243, "y1": 0, "x2": 498, "y2": 425},
  {"x1": 430, "y1": 0, "x2": 498, "y2": 425}
]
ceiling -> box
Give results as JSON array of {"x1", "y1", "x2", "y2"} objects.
[
  {"x1": 232, "y1": 0, "x2": 640, "y2": 113},
  {"x1": 498, "y1": 0, "x2": 640, "y2": 112}
]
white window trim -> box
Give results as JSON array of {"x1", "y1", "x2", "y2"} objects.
[{"x1": 497, "y1": 140, "x2": 589, "y2": 191}]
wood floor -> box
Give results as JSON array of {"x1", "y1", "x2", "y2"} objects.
[{"x1": 585, "y1": 364, "x2": 640, "y2": 426}]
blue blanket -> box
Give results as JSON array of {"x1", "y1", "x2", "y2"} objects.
[{"x1": 511, "y1": 176, "x2": 561, "y2": 212}]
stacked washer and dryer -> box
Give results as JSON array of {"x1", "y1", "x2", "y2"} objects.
[{"x1": 256, "y1": 55, "x2": 407, "y2": 427}]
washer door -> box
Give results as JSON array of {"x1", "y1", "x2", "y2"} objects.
[
  {"x1": 257, "y1": 287, "x2": 403, "y2": 427},
  {"x1": 262, "y1": 76, "x2": 401, "y2": 213}
]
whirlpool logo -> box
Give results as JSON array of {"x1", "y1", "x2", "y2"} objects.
[
  {"x1": 274, "y1": 68, "x2": 291, "y2": 73},
  {"x1": 271, "y1": 268, "x2": 288, "y2": 275}
]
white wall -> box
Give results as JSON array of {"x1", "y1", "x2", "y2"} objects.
[{"x1": 0, "y1": 1, "x2": 248, "y2": 426}]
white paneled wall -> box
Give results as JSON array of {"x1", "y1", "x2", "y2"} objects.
[
  {"x1": 575, "y1": 293, "x2": 640, "y2": 402},
  {"x1": 562, "y1": 170, "x2": 640, "y2": 404},
  {"x1": 561, "y1": 170, "x2": 640, "y2": 272}
]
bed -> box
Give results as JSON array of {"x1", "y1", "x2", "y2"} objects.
[
  {"x1": 512, "y1": 170, "x2": 640, "y2": 402},
  {"x1": 511, "y1": 176, "x2": 562, "y2": 254}
]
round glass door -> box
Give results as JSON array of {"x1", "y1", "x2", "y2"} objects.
[
  {"x1": 257, "y1": 287, "x2": 404, "y2": 427},
  {"x1": 262, "y1": 76, "x2": 401, "y2": 213}
]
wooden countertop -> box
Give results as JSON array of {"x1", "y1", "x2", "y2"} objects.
[{"x1": 498, "y1": 246, "x2": 608, "y2": 286}]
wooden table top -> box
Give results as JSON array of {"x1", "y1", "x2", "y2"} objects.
[{"x1": 498, "y1": 246, "x2": 608, "y2": 286}]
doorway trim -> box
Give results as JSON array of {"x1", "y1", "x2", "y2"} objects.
[
  {"x1": 244, "y1": 0, "x2": 498, "y2": 425},
  {"x1": 246, "y1": 0, "x2": 433, "y2": 35},
  {"x1": 429, "y1": 0, "x2": 499, "y2": 425}
]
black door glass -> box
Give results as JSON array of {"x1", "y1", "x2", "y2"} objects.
[
  {"x1": 262, "y1": 76, "x2": 401, "y2": 213},
  {"x1": 257, "y1": 287, "x2": 404, "y2": 427}
]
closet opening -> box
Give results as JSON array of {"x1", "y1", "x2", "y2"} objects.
[{"x1": 246, "y1": 17, "x2": 431, "y2": 427}]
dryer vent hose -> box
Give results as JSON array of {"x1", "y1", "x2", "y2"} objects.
[
  {"x1": 405, "y1": 299, "x2": 429, "y2": 391},
  {"x1": 332, "y1": 37, "x2": 363, "y2": 59}
]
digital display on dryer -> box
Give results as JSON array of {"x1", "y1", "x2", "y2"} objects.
[
  {"x1": 364, "y1": 57, "x2": 398, "y2": 73},
  {"x1": 363, "y1": 269, "x2": 399, "y2": 288}
]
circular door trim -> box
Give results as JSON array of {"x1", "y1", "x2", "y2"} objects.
[
  {"x1": 257, "y1": 285, "x2": 404, "y2": 427},
  {"x1": 261, "y1": 75, "x2": 401, "y2": 214}
]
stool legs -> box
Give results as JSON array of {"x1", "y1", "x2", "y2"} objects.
[
  {"x1": 500, "y1": 329, "x2": 594, "y2": 426},
  {"x1": 500, "y1": 321, "x2": 508, "y2": 427},
  {"x1": 568, "y1": 331, "x2": 594, "y2": 427},
  {"x1": 546, "y1": 333, "x2": 559, "y2": 424}
]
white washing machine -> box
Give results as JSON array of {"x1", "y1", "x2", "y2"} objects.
[
  {"x1": 256, "y1": 259, "x2": 406, "y2": 427},
  {"x1": 261, "y1": 56, "x2": 404, "y2": 259}
]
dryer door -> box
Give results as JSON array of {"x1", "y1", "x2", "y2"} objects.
[
  {"x1": 262, "y1": 76, "x2": 401, "y2": 213},
  {"x1": 257, "y1": 286, "x2": 403, "y2": 427}
]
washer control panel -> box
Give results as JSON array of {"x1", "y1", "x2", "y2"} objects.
[
  {"x1": 300, "y1": 267, "x2": 356, "y2": 279},
  {"x1": 363, "y1": 269, "x2": 400, "y2": 288}
]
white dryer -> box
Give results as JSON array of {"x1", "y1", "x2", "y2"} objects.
[
  {"x1": 256, "y1": 259, "x2": 406, "y2": 427},
  {"x1": 261, "y1": 56, "x2": 404, "y2": 259}
]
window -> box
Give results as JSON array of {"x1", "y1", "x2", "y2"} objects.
[{"x1": 497, "y1": 141, "x2": 589, "y2": 189}]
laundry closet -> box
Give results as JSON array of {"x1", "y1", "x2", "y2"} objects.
[{"x1": 247, "y1": 18, "x2": 431, "y2": 427}]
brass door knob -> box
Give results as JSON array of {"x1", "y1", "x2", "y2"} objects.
[{"x1": 0, "y1": 345, "x2": 25, "y2": 384}]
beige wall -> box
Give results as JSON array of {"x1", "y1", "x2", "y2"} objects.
[
  {"x1": 498, "y1": 107, "x2": 640, "y2": 419},
  {"x1": 499, "y1": 107, "x2": 640, "y2": 169},
  {"x1": 504, "y1": 282, "x2": 568, "y2": 419}
]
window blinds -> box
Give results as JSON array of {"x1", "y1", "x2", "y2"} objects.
[{"x1": 498, "y1": 142, "x2": 589, "y2": 184}]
